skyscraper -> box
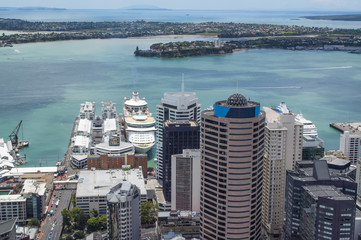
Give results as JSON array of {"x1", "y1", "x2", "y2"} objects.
[
  {"x1": 200, "y1": 93, "x2": 265, "y2": 240},
  {"x1": 262, "y1": 107, "x2": 303, "y2": 240},
  {"x1": 156, "y1": 81, "x2": 201, "y2": 180},
  {"x1": 340, "y1": 131, "x2": 360, "y2": 165},
  {"x1": 162, "y1": 120, "x2": 200, "y2": 202}
]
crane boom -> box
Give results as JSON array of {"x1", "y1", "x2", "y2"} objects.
[{"x1": 9, "y1": 120, "x2": 22, "y2": 148}]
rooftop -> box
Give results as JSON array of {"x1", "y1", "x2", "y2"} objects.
[
  {"x1": 74, "y1": 135, "x2": 90, "y2": 148},
  {"x1": 0, "y1": 194, "x2": 26, "y2": 202},
  {"x1": 164, "y1": 120, "x2": 199, "y2": 128},
  {"x1": 303, "y1": 185, "x2": 354, "y2": 201},
  {"x1": 77, "y1": 119, "x2": 92, "y2": 134},
  {"x1": 22, "y1": 179, "x2": 47, "y2": 196},
  {"x1": 76, "y1": 168, "x2": 146, "y2": 198},
  {"x1": 0, "y1": 218, "x2": 16, "y2": 235},
  {"x1": 103, "y1": 118, "x2": 117, "y2": 133}
]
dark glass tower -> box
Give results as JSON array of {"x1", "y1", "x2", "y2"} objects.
[{"x1": 162, "y1": 120, "x2": 200, "y2": 202}]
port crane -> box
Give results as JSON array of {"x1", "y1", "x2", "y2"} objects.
[{"x1": 9, "y1": 120, "x2": 29, "y2": 150}]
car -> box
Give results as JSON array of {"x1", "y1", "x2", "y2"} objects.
[{"x1": 54, "y1": 217, "x2": 56, "y2": 222}]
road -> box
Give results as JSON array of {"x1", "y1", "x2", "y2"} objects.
[{"x1": 40, "y1": 188, "x2": 73, "y2": 240}]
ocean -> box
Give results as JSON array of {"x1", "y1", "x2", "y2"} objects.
[{"x1": 0, "y1": 9, "x2": 360, "y2": 168}]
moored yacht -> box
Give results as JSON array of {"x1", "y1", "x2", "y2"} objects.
[{"x1": 123, "y1": 92, "x2": 156, "y2": 153}]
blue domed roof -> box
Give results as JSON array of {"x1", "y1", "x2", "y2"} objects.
[{"x1": 226, "y1": 93, "x2": 248, "y2": 107}]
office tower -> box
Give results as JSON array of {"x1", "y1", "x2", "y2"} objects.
[
  {"x1": 302, "y1": 136, "x2": 325, "y2": 161},
  {"x1": 285, "y1": 160, "x2": 357, "y2": 240},
  {"x1": 0, "y1": 195, "x2": 26, "y2": 224},
  {"x1": 262, "y1": 107, "x2": 303, "y2": 239},
  {"x1": 107, "y1": 183, "x2": 140, "y2": 240},
  {"x1": 340, "y1": 131, "x2": 360, "y2": 165},
  {"x1": 163, "y1": 120, "x2": 200, "y2": 202},
  {"x1": 171, "y1": 149, "x2": 201, "y2": 212},
  {"x1": 200, "y1": 93, "x2": 265, "y2": 240},
  {"x1": 156, "y1": 82, "x2": 201, "y2": 180}
]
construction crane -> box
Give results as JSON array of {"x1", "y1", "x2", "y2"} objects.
[{"x1": 9, "y1": 120, "x2": 23, "y2": 149}]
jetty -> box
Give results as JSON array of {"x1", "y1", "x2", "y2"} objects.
[{"x1": 329, "y1": 122, "x2": 361, "y2": 137}]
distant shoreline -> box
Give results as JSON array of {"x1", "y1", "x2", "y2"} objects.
[{"x1": 303, "y1": 14, "x2": 361, "y2": 21}]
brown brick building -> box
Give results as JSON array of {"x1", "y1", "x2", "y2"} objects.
[{"x1": 87, "y1": 154, "x2": 147, "y2": 178}]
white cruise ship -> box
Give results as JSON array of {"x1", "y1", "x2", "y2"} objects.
[
  {"x1": 123, "y1": 92, "x2": 156, "y2": 153},
  {"x1": 272, "y1": 102, "x2": 318, "y2": 138}
]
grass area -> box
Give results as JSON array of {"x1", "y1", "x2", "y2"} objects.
[{"x1": 196, "y1": 32, "x2": 219, "y2": 36}]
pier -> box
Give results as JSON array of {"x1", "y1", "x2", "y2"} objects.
[{"x1": 329, "y1": 122, "x2": 361, "y2": 137}]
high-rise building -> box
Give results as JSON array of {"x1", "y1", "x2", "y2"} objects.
[
  {"x1": 156, "y1": 82, "x2": 201, "y2": 180},
  {"x1": 171, "y1": 149, "x2": 201, "y2": 212},
  {"x1": 262, "y1": 107, "x2": 303, "y2": 239},
  {"x1": 107, "y1": 183, "x2": 140, "y2": 240},
  {"x1": 162, "y1": 120, "x2": 200, "y2": 202},
  {"x1": 340, "y1": 131, "x2": 360, "y2": 165},
  {"x1": 285, "y1": 160, "x2": 357, "y2": 240},
  {"x1": 200, "y1": 93, "x2": 265, "y2": 240}
]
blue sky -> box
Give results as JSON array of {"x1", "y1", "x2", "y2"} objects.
[{"x1": 1, "y1": 0, "x2": 361, "y2": 11}]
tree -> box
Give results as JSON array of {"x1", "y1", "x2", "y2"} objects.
[
  {"x1": 71, "y1": 207, "x2": 87, "y2": 230},
  {"x1": 90, "y1": 208, "x2": 98, "y2": 218},
  {"x1": 71, "y1": 192, "x2": 76, "y2": 206},
  {"x1": 65, "y1": 236, "x2": 73, "y2": 240},
  {"x1": 141, "y1": 201, "x2": 158, "y2": 225},
  {"x1": 86, "y1": 217, "x2": 100, "y2": 232},
  {"x1": 62, "y1": 209, "x2": 71, "y2": 227},
  {"x1": 28, "y1": 218, "x2": 40, "y2": 227},
  {"x1": 73, "y1": 231, "x2": 85, "y2": 239},
  {"x1": 99, "y1": 215, "x2": 107, "y2": 230}
]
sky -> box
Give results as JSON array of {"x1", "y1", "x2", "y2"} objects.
[{"x1": 1, "y1": 0, "x2": 361, "y2": 11}]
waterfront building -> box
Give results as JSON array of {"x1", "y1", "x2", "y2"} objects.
[
  {"x1": 171, "y1": 149, "x2": 201, "y2": 212},
  {"x1": 76, "y1": 168, "x2": 146, "y2": 216},
  {"x1": 340, "y1": 131, "x2": 360, "y2": 165},
  {"x1": 157, "y1": 211, "x2": 200, "y2": 240},
  {"x1": 93, "y1": 135, "x2": 134, "y2": 156},
  {"x1": 71, "y1": 135, "x2": 91, "y2": 169},
  {"x1": 21, "y1": 179, "x2": 47, "y2": 220},
  {"x1": 76, "y1": 119, "x2": 92, "y2": 137},
  {"x1": 200, "y1": 93, "x2": 265, "y2": 240},
  {"x1": 0, "y1": 218, "x2": 16, "y2": 240},
  {"x1": 103, "y1": 118, "x2": 118, "y2": 137},
  {"x1": 285, "y1": 160, "x2": 357, "y2": 239},
  {"x1": 88, "y1": 153, "x2": 147, "y2": 178},
  {"x1": 262, "y1": 107, "x2": 303, "y2": 240},
  {"x1": 0, "y1": 195, "x2": 26, "y2": 224},
  {"x1": 102, "y1": 101, "x2": 117, "y2": 120},
  {"x1": 107, "y1": 183, "x2": 140, "y2": 240},
  {"x1": 0, "y1": 138, "x2": 14, "y2": 166},
  {"x1": 156, "y1": 82, "x2": 201, "y2": 180},
  {"x1": 302, "y1": 135, "x2": 325, "y2": 161},
  {"x1": 80, "y1": 102, "x2": 95, "y2": 120},
  {"x1": 162, "y1": 120, "x2": 200, "y2": 202}
]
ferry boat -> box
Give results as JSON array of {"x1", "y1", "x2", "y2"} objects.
[
  {"x1": 123, "y1": 92, "x2": 156, "y2": 153},
  {"x1": 272, "y1": 102, "x2": 318, "y2": 138}
]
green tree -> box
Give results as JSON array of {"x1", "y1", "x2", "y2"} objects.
[
  {"x1": 28, "y1": 218, "x2": 40, "y2": 227},
  {"x1": 71, "y1": 207, "x2": 87, "y2": 230},
  {"x1": 99, "y1": 215, "x2": 107, "y2": 230},
  {"x1": 62, "y1": 209, "x2": 71, "y2": 227},
  {"x1": 71, "y1": 192, "x2": 76, "y2": 206},
  {"x1": 65, "y1": 236, "x2": 73, "y2": 240},
  {"x1": 141, "y1": 201, "x2": 158, "y2": 225},
  {"x1": 86, "y1": 217, "x2": 100, "y2": 232},
  {"x1": 90, "y1": 208, "x2": 98, "y2": 218},
  {"x1": 73, "y1": 231, "x2": 85, "y2": 239}
]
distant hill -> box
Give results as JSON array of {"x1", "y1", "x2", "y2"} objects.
[
  {"x1": 17, "y1": 7, "x2": 67, "y2": 10},
  {"x1": 303, "y1": 14, "x2": 361, "y2": 21}
]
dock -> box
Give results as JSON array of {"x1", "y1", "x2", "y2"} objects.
[{"x1": 330, "y1": 122, "x2": 361, "y2": 136}]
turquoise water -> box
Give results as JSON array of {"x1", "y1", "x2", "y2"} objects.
[
  {"x1": 0, "y1": 36, "x2": 360, "y2": 167},
  {"x1": 1, "y1": 8, "x2": 361, "y2": 28}
]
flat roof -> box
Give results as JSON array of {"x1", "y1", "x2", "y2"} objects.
[
  {"x1": 74, "y1": 135, "x2": 90, "y2": 147},
  {"x1": 77, "y1": 119, "x2": 92, "y2": 134},
  {"x1": 303, "y1": 185, "x2": 354, "y2": 201},
  {"x1": 76, "y1": 168, "x2": 146, "y2": 198},
  {"x1": 10, "y1": 167, "x2": 58, "y2": 174},
  {"x1": 22, "y1": 179, "x2": 47, "y2": 196},
  {"x1": 104, "y1": 118, "x2": 117, "y2": 133},
  {"x1": 0, "y1": 218, "x2": 16, "y2": 235},
  {"x1": 0, "y1": 194, "x2": 26, "y2": 202}
]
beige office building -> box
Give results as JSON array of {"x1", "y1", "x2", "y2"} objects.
[
  {"x1": 200, "y1": 94, "x2": 265, "y2": 240},
  {"x1": 262, "y1": 107, "x2": 303, "y2": 240}
]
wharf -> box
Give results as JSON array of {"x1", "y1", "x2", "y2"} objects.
[{"x1": 329, "y1": 122, "x2": 361, "y2": 136}]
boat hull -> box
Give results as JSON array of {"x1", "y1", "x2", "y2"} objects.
[{"x1": 133, "y1": 142, "x2": 155, "y2": 154}]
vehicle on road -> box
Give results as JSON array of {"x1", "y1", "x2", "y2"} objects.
[{"x1": 50, "y1": 210, "x2": 54, "y2": 216}]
